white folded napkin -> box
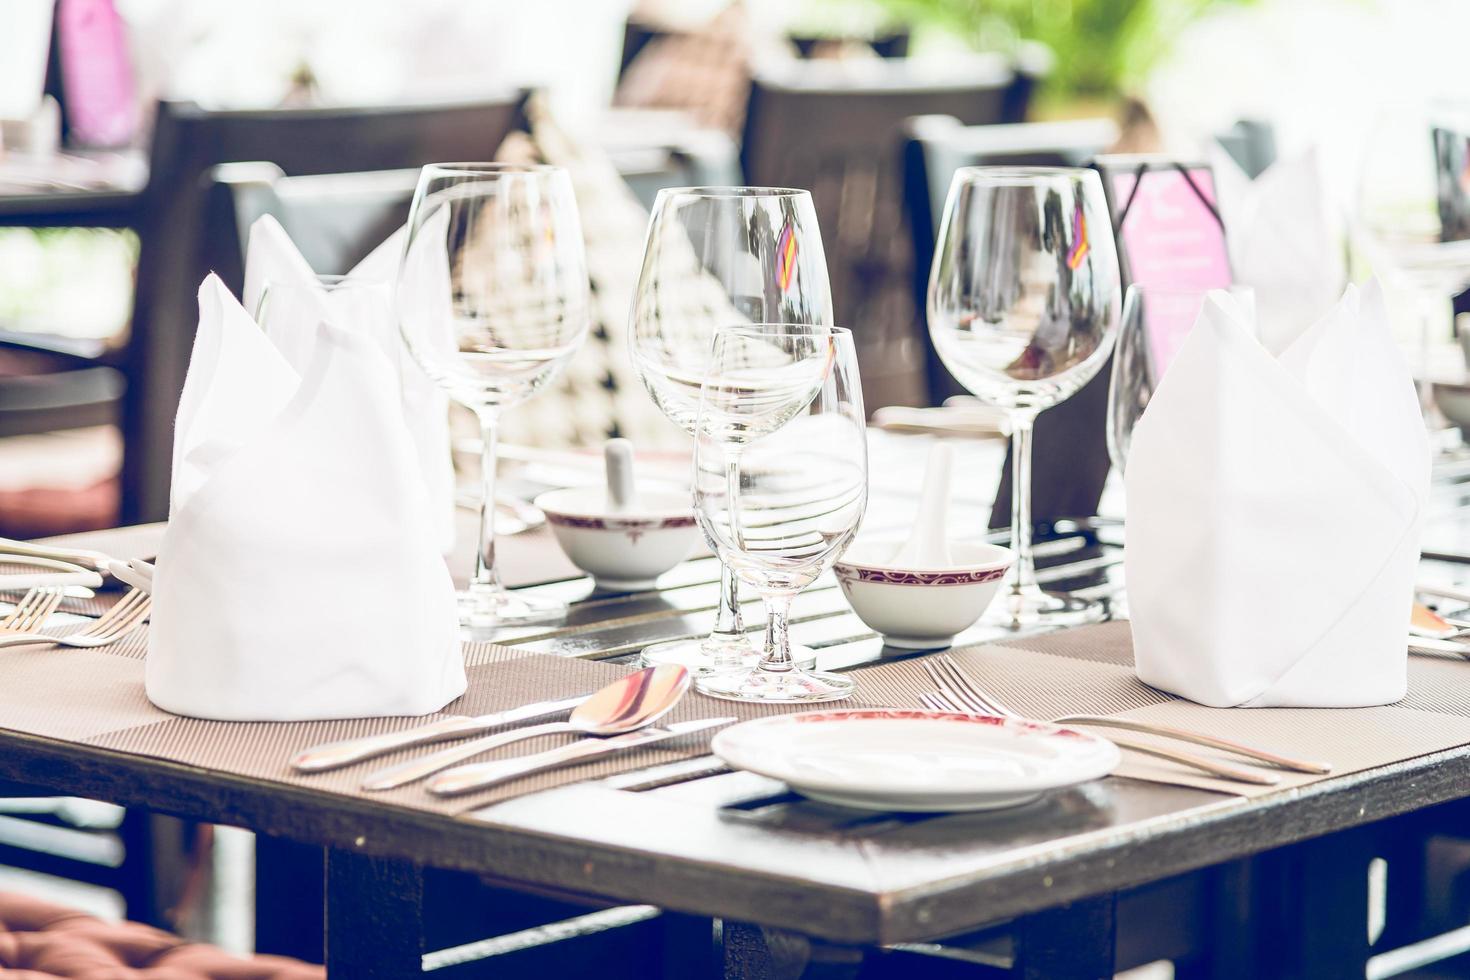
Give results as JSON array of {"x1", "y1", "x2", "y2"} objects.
[
  {"x1": 146, "y1": 275, "x2": 464, "y2": 721},
  {"x1": 1212, "y1": 147, "x2": 1347, "y2": 356},
  {"x1": 1126, "y1": 279, "x2": 1429, "y2": 708},
  {"x1": 241, "y1": 214, "x2": 456, "y2": 555}
]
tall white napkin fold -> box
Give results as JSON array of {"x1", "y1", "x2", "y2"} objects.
[
  {"x1": 241, "y1": 215, "x2": 456, "y2": 555},
  {"x1": 1126, "y1": 279, "x2": 1429, "y2": 708},
  {"x1": 146, "y1": 275, "x2": 464, "y2": 721},
  {"x1": 1211, "y1": 147, "x2": 1347, "y2": 356}
]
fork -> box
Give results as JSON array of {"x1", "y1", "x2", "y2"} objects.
[
  {"x1": 918, "y1": 690, "x2": 1280, "y2": 786},
  {"x1": 0, "y1": 588, "x2": 150, "y2": 649},
  {"x1": 925, "y1": 656, "x2": 1330, "y2": 776},
  {"x1": 0, "y1": 588, "x2": 66, "y2": 647},
  {"x1": 50, "y1": 589, "x2": 152, "y2": 648}
]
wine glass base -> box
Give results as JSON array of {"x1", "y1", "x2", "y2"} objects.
[
  {"x1": 695, "y1": 656, "x2": 855, "y2": 703},
  {"x1": 639, "y1": 632, "x2": 808, "y2": 674},
  {"x1": 984, "y1": 588, "x2": 1105, "y2": 632},
  {"x1": 457, "y1": 586, "x2": 565, "y2": 638}
]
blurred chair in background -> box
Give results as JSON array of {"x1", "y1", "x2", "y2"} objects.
[
  {"x1": 742, "y1": 57, "x2": 1024, "y2": 410},
  {"x1": 120, "y1": 94, "x2": 528, "y2": 523}
]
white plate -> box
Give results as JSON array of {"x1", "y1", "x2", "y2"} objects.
[{"x1": 711, "y1": 709, "x2": 1121, "y2": 812}]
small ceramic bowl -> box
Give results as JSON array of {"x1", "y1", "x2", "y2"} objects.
[
  {"x1": 834, "y1": 538, "x2": 1014, "y2": 649},
  {"x1": 534, "y1": 487, "x2": 701, "y2": 592}
]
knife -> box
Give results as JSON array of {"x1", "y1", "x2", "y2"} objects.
[
  {"x1": 0, "y1": 537, "x2": 112, "y2": 572},
  {"x1": 0, "y1": 554, "x2": 104, "y2": 592},
  {"x1": 426, "y1": 716, "x2": 737, "y2": 797},
  {"x1": 290, "y1": 694, "x2": 592, "y2": 772},
  {"x1": 1409, "y1": 636, "x2": 1470, "y2": 660}
]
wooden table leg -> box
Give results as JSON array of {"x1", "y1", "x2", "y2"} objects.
[
  {"x1": 255, "y1": 835, "x2": 324, "y2": 962},
  {"x1": 1012, "y1": 893, "x2": 1116, "y2": 980},
  {"x1": 325, "y1": 849, "x2": 424, "y2": 978}
]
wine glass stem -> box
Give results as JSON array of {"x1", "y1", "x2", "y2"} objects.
[
  {"x1": 709, "y1": 454, "x2": 745, "y2": 640},
  {"x1": 1008, "y1": 412, "x2": 1039, "y2": 599},
  {"x1": 473, "y1": 415, "x2": 503, "y2": 592},
  {"x1": 758, "y1": 592, "x2": 795, "y2": 672}
]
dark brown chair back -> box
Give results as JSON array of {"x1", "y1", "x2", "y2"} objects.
[
  {"x1": 740, "y1": 58, "x2": 1016, "y2": 410},
  {"x1": 122, "y1": 94, "x2": 528, "y2": 522}
]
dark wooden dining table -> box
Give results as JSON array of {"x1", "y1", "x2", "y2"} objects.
[{"x1": 10, "y1": 434, "x2": 1470, "y2": 979}]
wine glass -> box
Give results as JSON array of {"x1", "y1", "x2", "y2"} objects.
[
  {"x1": 1356, "y1": 100, "x2": 1470, "y2": 404},
  {"x1": 692, "y1": 325, "x2": 867, "y2": 703},
  {"x1": 929, "y1": 167, "x2": 1121, "y2": 629},
  {"x1": 1107, "y1": 285, "x2": 1254, "y2": 473},
  {"x1": 628, "y1": 187, "x2": 833, "y2": 672},
  {"x1": 398, "y1": 163, "x2": 590, "y2": 634}
]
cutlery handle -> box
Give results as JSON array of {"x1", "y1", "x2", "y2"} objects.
[
  {"x1": 360, "y1": 722, "x2": 576, "y2": 791},
  {"x1": 0, "y1": 538, "x2": 110, "y2": 572},
  {"x1": 292, "y1": 716, "x2": 489, "y2": 772},
  {"x1": 428, "y1": 736, "x2": 619, "y2": 797},
  {"x1": 1106, "y1": 735, "x2": 1280, "y2": 786},
  {"x1": 1052, "y1": 715, "x2": 1331, "y2": 775}
]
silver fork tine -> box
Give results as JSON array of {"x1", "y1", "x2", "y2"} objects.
[
  {"x1": 15, "y1": 589, "x2": 63, "y2": 632},
  {"x1": 90, "y1": 590, "x2": 146, "y2": 633},
  {"x1": 921, "y1": 660, "x2": 988, "y2": 714},
  {"x1": 2, "y1": 588, "x2": 41, "y2": 629},
  {"x1": 95, "y1": 594, "x2": 151, "y2": 640},
  {"x1": 55, "y1": 590, "x2": 152, "y2": 647},
  {"x1": 920, "y1": 691, "x2": 957, "y2": 712},
  {"x1": 931, "y1": 657, "x2": 1013, "y2": 717}
]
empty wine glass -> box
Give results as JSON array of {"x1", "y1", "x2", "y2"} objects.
[
  {"x1": 1107, "y1": 284, "x2": 1254, "y2": 473},
  {"x1": 398, "y1": 163, "x2": 590, "y2": 634},
  {"x1": 629, "y1": 187, "x2": 833, "y2": 672},
  {"x1": 692, "y1": 325, "x2": 867, "y2": 703},
  {"x1": 1356, "y1": 100, "x2": 1470, "y2": 401},
  {"x1": 929, "y1": 167, "x2": 1121, "y2": 629}
]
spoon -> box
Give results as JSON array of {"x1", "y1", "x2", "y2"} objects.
[
  {"x1": 889, "y1": 441, "x2": 954, "y2": 568},
  {"x1": 360, "y1": 664, "x2": 690, "y2": 791},
  {"x1": 605, "y1": 438, "x2": 638, "y2": 512}
]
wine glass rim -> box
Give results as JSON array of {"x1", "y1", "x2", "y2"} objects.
[
  {"x1": 952, "y1": 165, "x2": 1097, "y2": 183},
  {"x1": 655, "y1": 186, "x2": 810, "y2": 199},
  {"x1": 711, "y1": 324, "x2": 851, "y2": 338},
  {"x1": 421, "y1": 162, "x2": 564, "y2": 178}
]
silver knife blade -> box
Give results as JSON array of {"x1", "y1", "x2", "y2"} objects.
[
  {"x1": 290, "y1": 693, "x2": 592, "y2": 772},
  {"x1": 427, "y1": 716, "x2": 738, "y2": 797}
]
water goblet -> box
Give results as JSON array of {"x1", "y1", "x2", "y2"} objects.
[{"x1": 691, "y1": 325, "x2": 867, "y2": 703}]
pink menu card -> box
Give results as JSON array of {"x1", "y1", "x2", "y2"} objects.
[{"x1": 1109, "y1": 165, "x2": 1233, "y2": 379}]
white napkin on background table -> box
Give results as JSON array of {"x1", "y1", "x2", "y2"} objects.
[
  {"x1": 241, "y1": 214, "x2": 456, "y2": 554},
  {"x1": 1126, "y1": 279, "x2": 1429, "y2": 707},
  {"x1": 1212, "y1": 147, "x2": 1347, "y2": 356},
  {"x1": 146, "y1": 275, "x2": 464, "y2": 721}
]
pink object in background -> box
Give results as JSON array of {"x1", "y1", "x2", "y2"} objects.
[
  {"x1": 56, "y1": 0, "x2": 138, "y2": 148},
  {"x1": 1111, "y1": 167, "x2": 1234, "y2": 377}
]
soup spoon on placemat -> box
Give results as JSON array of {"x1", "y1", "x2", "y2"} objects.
[{"x1": 360, "y1": 664, "x2": 690, "y2": 791}]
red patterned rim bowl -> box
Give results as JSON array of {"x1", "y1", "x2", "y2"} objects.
[
  {"x1": 833, "y1": 538, "x2": 1012, "y2": 585},
  {"x1": 832, "y1": 539, "x2": 1014, "y2": 649},
  {"x1": 709, "y1": 709, "x2": 1120, "y2": 812},
  {"x1": 532, "y1": 487, "x2": 695, "y2": 528},
  {"x1": 532, "y1": 487, "x2": 700, "y2": 592}
]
